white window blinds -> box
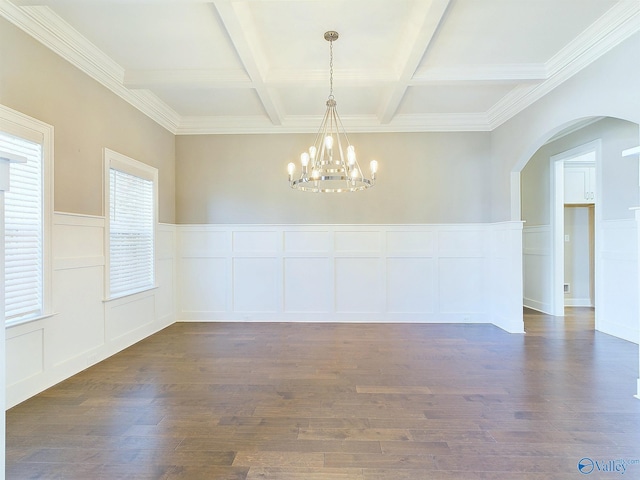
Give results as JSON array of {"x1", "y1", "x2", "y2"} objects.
[
  {"x1": 109, "y1": 167, "x2": 155, "y2": 297},
  {"x1": 1, "y1": 132, "x2": 43, "y2": 321}
]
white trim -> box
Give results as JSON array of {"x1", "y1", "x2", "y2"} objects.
[
  {"x1": 564, "y1": 298, "x2": 593, "y2": 307},
  {"x1": 552, "y1": 159, "x2": 565, "y2": 316},
  {"x1": 104, "y1": 285, "x2": 159, "y2": 303},
  {"x1": 5, "y1": 311, "x2": 57, "y2": 329},
  {"x1": 103, "y1": 148, "x2": 158, "y2": 302},
  {"x1": 0, "y1": 103, "x2": 54, "y2": 325},
  {"x1": 0, "y1": 151, "x2": 27, "y2": 164},
  {"x1": 510, "y1": 171, "x2": 521, "y2": 221}
]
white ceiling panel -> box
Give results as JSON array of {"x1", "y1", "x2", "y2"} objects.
[
  {"x1": 399, "y1": 84, "x2": 517, "y2": 114},
  {"x1": 245, "y1": 0, "x2": 421, "y2": 72},
  {"x1": 49, "y1": 2, "x2": 243, "y2": 70},
  {"x1": 153, "y1": 87, "x2": 266, "y2": 117},
  {"x1": 3, "y1": 0, "x2": 638, "y2": 134},
  {"x1": 421, "y1": 0, "x2": 620, "y2": 67}
]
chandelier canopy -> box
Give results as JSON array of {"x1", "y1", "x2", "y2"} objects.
[{"x1": 288, "y1": 31, "x2": 378, "y2": 193}]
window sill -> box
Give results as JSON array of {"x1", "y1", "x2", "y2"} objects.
[
  {"x1": 103, "y1": 285, "x2": 159, "y2": 303},
  {"x1": 6, "y1": 312, "x2": 58, "y2": 329}
]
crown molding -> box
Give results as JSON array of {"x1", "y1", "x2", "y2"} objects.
[
  {"x1": 176, "y1": 112, "x2": 491, "y2": 135},
  {"x1": 0, "y1": 1, "x2": 181, "y2": 133},
  {"x1": 487, "y1": 1, "x2": 640, "y2": 129},
  {"x1": 546, "y1": 0, "x2": 640, "y2": 77}
]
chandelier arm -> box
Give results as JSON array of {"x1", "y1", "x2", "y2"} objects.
[
  {"x1": 330, "y1": 107, "x2": 353, "y2": 190},
  {"x1": 333, "y1": 108, "x2": 347, "y2": 172},
  {"x1": 313, "y1": 105, "x2": 332, "y2": 158},
  {"x1": 333, "y1": 104, "x2": 365, "y2": 180},
  {"x1": 318, "y1": 108, "x2": 332, "y2": 169},
  {"x1": 334, "y1": 103, "x2": 352, "y2": 149},
  {"x1": 329, "y1": 107, "x2": 335, "y2": 156}
]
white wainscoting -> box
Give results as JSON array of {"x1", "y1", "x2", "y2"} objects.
[
  {"x1": 597, "y1": 218, "x2": 638, "y2": 343},
  {"x1": 522, "y1": 225, "x2": 553, "y2": 313},
  {"x1": 5, "y1": 213, "x2": 176, "y2": 408},
  {"x1": 177, "y1": 223, "x2": 525, "y2": 333},
  {"x1": 490, "y1": 222, "x2": 526, "y2": 333}
]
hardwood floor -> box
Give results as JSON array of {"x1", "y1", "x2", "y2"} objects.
[{"x1": 6, "y1": 308, "x2": 640, "y2": 479}]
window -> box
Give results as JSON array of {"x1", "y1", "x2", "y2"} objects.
[
  {"x1": 0, "y1": 104, "x2": 53, "y2": 325},
  {"x1": 105, "y1": 148, "x2": 157, "y2": 299}
]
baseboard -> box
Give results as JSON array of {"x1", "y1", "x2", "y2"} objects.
[
  {"x1": 523, "y1": 298, "x2": 552, "y2": 314},
  {"x1": 564, "y1": 298, "x2": 593, "y2": 307},
  {"x1": 177, "y1": 312, "x2": 489, "y2": 324},
  {"x1": 597, "y1": 320, "x2": 639, "y2": 345}
]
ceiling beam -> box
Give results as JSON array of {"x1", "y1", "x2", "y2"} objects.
[
  {"x1": 213, "y1": 0, "x2": 283, "y2": 126},
  {"x1": 125, "y1": 68, "x2": 396, "y2": 89},
  {"x1": 378, "y1": 0, "x2": 451, "y2": 124}
]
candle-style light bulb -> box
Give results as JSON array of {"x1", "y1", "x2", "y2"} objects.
[
  {"x1": 287, "y1": 162, "x2": 296, "y2": 181},
  {"x1": 347, "y1": 145, "x2": 356, "y2": 165},
  {"x1": 324, "y1": 135, "x2": 333, "y2": 150},
  {"x1": 301, "y1": 152, "x2": 310, "y2": 167}
]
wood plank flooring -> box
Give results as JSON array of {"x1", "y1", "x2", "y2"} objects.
[{"x1": 6, "y1": 308, "x2": 640, "y2": 479}]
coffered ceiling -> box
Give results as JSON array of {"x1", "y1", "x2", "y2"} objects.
[{"x1": 2, "y1": 0, "x2": 639, "y2": 134}]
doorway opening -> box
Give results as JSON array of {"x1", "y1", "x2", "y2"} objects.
[{"x1": 551, "y1": 140, "x2": 600, "y2": 318}]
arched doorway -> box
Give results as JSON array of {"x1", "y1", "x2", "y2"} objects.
[{"x1": 517, "y1": 116, "x2": 639, "y2": 344}]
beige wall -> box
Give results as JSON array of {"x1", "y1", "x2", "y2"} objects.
[
  {"x1": 0, "y1": 17, "x2": 176, "y2": 223},
  {"x1": 521, "y1": 117, "x2": 639, "y2": 226},
  {"x1": 176, "y1": 131, "x2": 492, "y2": 224}
]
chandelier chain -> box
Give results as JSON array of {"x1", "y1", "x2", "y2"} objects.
[{"x1": 329, "y1": 38, "x2": 334, "y2": 98}]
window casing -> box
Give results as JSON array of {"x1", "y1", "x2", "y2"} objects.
[
  {"x1": 104, "y1": 148, "x2": 157, "y2": 299},
  {"x1": 1, "y1": 104, "x2": 53, "y2": 326}
]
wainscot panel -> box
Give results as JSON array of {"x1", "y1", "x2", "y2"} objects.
[
  {"x1": 522, "y1": 225, "x2": 553, "y2": 313},
  {"x1": 284, "y1": 257, "x2": 332, "y2": 313},
  {"x1": 177, "y1": 223, "x2": 525, "y2": 331},
  {"x1": 597, "y1": 219, "x2": 638, "y2": 343},
  {"x1": 489, "y1": 222, "x2": 525, "y2": 333}
]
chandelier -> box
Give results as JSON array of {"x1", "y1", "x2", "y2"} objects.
[{"x1": 287, "y1": 31, "x2": 378, "y2": 193}]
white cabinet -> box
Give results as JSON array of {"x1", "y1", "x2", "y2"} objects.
[{"x1": 564, "y1": 166, "x2": 595, "y2": 204}]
